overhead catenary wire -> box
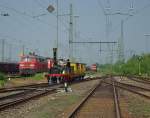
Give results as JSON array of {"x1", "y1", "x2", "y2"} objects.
[
  {"x1": 104, "y1": 1, "x2": 150, "y2": 36},
  {"x1": 0, "y1": 3, "x2": 71, "y2": 35},
  {"x1": 33, "y1": 0, "x2": 70, "y2": 32},
  {"x1": 0, "y1": 2, "x2": 72, "y2": 57},
  {"x1": 0, "y1": 2, "x2": 71, "y2": 60},
  {"x1": 0, "y1": 4, "x2": 58, "y2": 28},
  {"x1": 35, "y1": 0, "x2": 46, "y2": 9},
  {"x1": 33, "y1": 0, "x2": 95, "y2": 49}
]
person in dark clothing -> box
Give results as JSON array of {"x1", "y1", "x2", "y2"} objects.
[
  {"x1": 66, "y1": 59, "x2": 71, "y2": 73},
  {"x1": 62, "y1": 69, "x2": 68, "y2": 92},
  {"x1": 66, "y1": 59, "x2": 70, "y2": 67}
]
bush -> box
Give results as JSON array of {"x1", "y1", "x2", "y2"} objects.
[
  {"x1": 0, "y1": 73, "x2": 6, "y2": 80},
  {"x1": 100, "y1": 54, "x2": 150, "y2": 76}
]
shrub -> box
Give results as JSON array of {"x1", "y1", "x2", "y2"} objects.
[{"x1": 0, "y1": 72, "x2": 6, "y2": 80}]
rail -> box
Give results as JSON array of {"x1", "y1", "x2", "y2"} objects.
[
  {"x1": 112, "y1": 81, "x2": 121, "y2": 118},
  {"x1": 104, "y1": 80, "x2": 150, "y2": 99},
  {"x1": 67, "y1": 80, "x2": 102, "y2": 118}
]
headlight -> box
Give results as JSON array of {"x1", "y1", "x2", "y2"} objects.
[
  {"x1": 30, "y1": 64, "x2": 35, "y2": 67},
  {"x1": 20, "y1": 64, "x2": 24, "y2": 67}
]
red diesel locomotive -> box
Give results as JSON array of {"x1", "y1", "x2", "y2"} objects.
[{"x1": 19, "y1": 53, "x2": 48, "y2": 75}]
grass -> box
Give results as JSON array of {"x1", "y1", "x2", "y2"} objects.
[
  {"x1": 0, "y1": 72, "x2": 6, "y2": 87},
  {"x1": 31, "y1": 73, "x2": 45, "y2": 80},
  {"x1": 128, "y1": 95, "x2": 150, "y2": 118},
  {"x1": 21, "y1": 73, "x2": 45, "y2": 80},
  {"x1": 25, "y1": 93, "x2": 81, "y2": 118},
  {"x1": 86, "y1": 71, "x2": 102, "y2": 76},
  {"x1": 0, "y1": 80, "x2": 5, "y2": 87}
]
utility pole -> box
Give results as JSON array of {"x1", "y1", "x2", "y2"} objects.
[
  {"x1": 47, "y1": 1, "x2": 58, "y2": 58},
  {"x1": 0, "y1": 13, "x2": 9, "y2": 62},
  {"x1": 69, "y1": 3, "x2": 73, "y2": 61},
  {"x1": 74, "y1": 16, "x2": 79, "y2": 60},
  {"x1": 118, "y1": 20, "x2": 125, "y2": 62},
  {"x1": 106, "y1": 0, "x2": 112, "y2": 64},
  {"x1": 9, "y1": 43, "x2": 12, "y2": 61},
  {"x1": 22, "y1": 45, "x2": 25, "y2": 56},
  {"x1": 56, "y1": 0, "x2": 59, "y2": 52},
  {"x1": 1, "y1": 39, "x2": 5, "y2": 62},
  {"x1": 98, "y1": 0, "x2": 133, "y2": 63}
]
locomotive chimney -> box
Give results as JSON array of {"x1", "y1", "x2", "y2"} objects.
[{"x1": 53, "y1": 48, "x2": 57, "y2": 65}]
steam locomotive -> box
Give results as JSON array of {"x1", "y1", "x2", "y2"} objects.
[{"x1": 45, "y1": 48, "x2": 86, "y2": 84}]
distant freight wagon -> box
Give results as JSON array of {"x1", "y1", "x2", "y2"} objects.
[
  {"x1": 90, "y1": 64, "x2": 97, "y2": 71},
  {"x1": 0, "y1": 62, "x2": 19, "y2": 74}
]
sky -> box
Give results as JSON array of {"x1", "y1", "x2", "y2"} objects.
[{"x1": 0, "y1": 0, "x2": 150, "y2": 64}]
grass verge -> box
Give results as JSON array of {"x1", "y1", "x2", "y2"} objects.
[
  {"x1": 0, "y1": 72, "x2": 6, "y2": 87},
  {"x1": 25, "y1": 93, "x2": 81, "y2": 118},
  {"x1": 128, "y1": 94, "x2": 150, "y2": 118},
  {"x1": 31, "y1": 73, "x2": 45, "y2": 80}
]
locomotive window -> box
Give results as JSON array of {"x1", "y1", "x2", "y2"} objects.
[
  {"x1": 38, "y1": 58, "x2": 46, "y2": 62},
  {"x1": 22, "y1": 57, "x2": 35, "y2": 62},
  {"x1": 38, "y1": 58, "x2": 44, "y2": 62}
]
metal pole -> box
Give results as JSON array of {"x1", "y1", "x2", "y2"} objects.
[
  {"x1": 121, "y1": 20, "x2": 124, "y2": 61},
  {"x1": 74, "y1": 16, "x2": 79, "y2": 60},
  {"x1": 1, "y1": 39, "x2": 5, "y2": 62},
  {"x1": 9, "y1": 43, "x2": 12, "y2": 61},
  {"x1": 22, "y1": 45, "x2": 25, "y2": 56},
  {"x1": 69, "y1": 4, "x2": 73, "y2": 61},
  {"x1": 56, "y1": 0, "x2": 59, "y2": 56},
  {"x1": 118, "y1": 20, "x2": 124, "y2": 62}
]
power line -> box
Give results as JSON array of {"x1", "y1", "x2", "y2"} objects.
[
  {"x1": 0, "y1": 3, "x2": 72, "y2": 36},
  {"x1": 33, "y1": 0, "x2": 70, "y2": 33},
  {"x1": 39, "y1": 0, "x2": 48, "y2": 5},
  {"x1": 23, "y1": 1, "x2": 85, "y2": 45},
  {"x1": 33, "y1": 0, "x2": 70, "y2": 31},
  {"x1": 0, "y1": 4, "x2": 57, "y2": 28},
  {"x1": 108, "y1": 1, "x2": 150, "y2": 36},
  {"x1": 36, "y1": 0, "x2": 46, "y2": 9},
  {"x1": 97, "y1": 0, "x2": 106, "y2": 15}
]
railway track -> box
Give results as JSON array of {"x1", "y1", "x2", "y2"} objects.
[
  {"x1": 114, "y1": 80, "x2": 150, "y2": 92},
  {"x1": 68, "y1": 76, "x2": 150, "y2": 118},
  {"x1": 0, "y1": 77, "x2": 102, "y2": 102},
  {"x1": 0, "y1": 76, "x2": 107, "y2": 111},
  {"x1": 0, "y1": 76, "x2": 107, "y2": 93},
  {"x1": 0, "y1": 83, "x2": 49, "y2": 93},
  {"x1": 105, "y1": 79, "x2": 150, "y2": 100},
  {"x1": 7, "y1": 73, "x2": 20, "y2": 78},
  {"x1": 127, "y1": 76, "x2": 150, "y2": 85},
  {"x1": 0, "y1": 84, "x2": 62, "y2": 111},
  {"x1": 67, "y1": 80, "x2": 121, "y2": 118}
]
